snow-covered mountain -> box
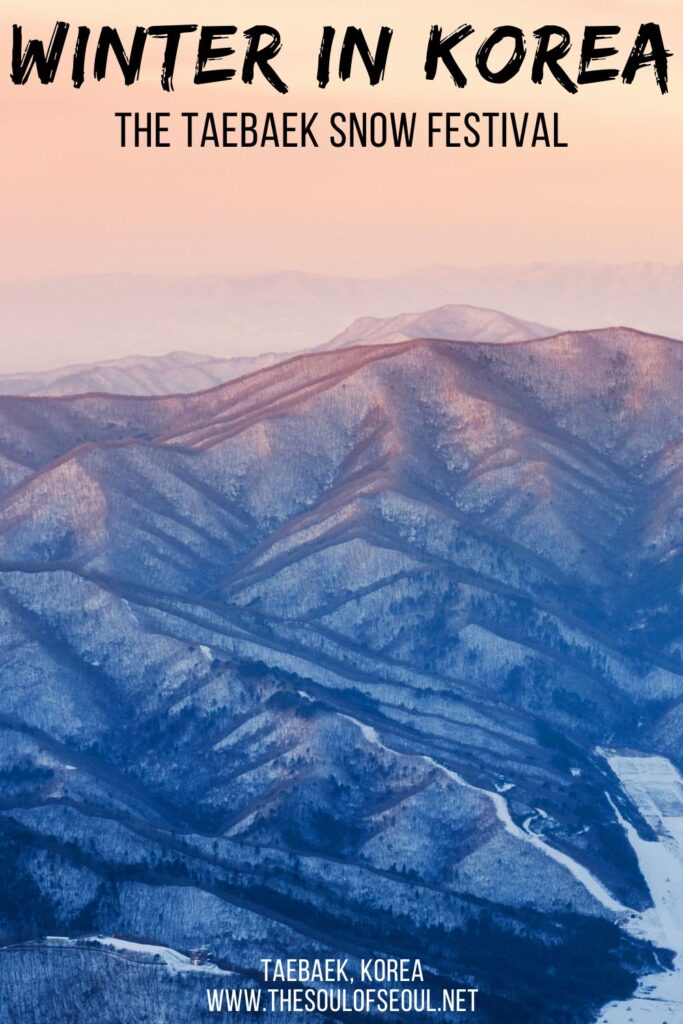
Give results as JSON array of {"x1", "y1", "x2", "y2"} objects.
[
  {"x1": 1, "y1": 262, "x2": 683, "y2": 375},
  {"x1": 321, "y1": 304, "x2": 554, "y2": 349},
  {"x1": 0, "y1": 349, "x2": 286, "y2": 398},
  {"x1": 1, "y1": 327, "x2": 682, "y2": 1022},
  {"x1": 0, "y1": 304, "x2": 553, "y2": 397}
]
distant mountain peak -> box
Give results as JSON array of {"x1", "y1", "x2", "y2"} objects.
[
  {"x1": 0, "y1": 349, "x2": 288, "y2": 399},
  {"x1": 2, "y1": 261, "x2": 683, "y2": 379},
  {"x1": 319, "y1": 303, "x2": 555, "y2": 350}
]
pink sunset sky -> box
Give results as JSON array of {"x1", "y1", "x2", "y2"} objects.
[{"x1": 1, "y1": 0, "x2": 682, "y2": 281}]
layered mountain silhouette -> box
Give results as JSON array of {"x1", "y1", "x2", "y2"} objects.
[
  {"x1": 0, "y1": 350, "x2": 286, "y2": 398},
  {"x1": 1, "y1": 326, "x2": 682, "y2": 1022},
  {"x1": 2, "y1": 262, "x2": 683, "y2": 374},
  {"x1": 0, "y1": 304, "x2": 552, "y2": 397}
]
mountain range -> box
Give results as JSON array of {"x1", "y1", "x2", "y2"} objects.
[
  {"x1": 0, "y1": 350, "x2": 286, "y2": 399},
  {"x1": 0, "y1": 304, "x2": 554, "y2": 397},
  {"x1": 2, "y1": 261, "x2": 683, "y2": 374},
  {"x1": 1, "y1": 325, "x2": 682, "y2": 1022}
]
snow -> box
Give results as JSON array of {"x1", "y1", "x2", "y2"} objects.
[
  {"x1": 596, "y1": 752, "x2": 683, "y2": 1023},
  {"x1": 341, "y1": 713, "x2": 626, "y2": 913},
  {"x1": 339, "y1": 712, "x2": 382, "y2": 747},
  {"x1": 44, "y1": 936, "x2": 234, "y2": 976},
  {"x1": 425, "y1": 758, "x2": 627, "y2": 914}
]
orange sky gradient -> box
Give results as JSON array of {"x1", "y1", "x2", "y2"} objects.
[{"x1": 2, "y1": 0, "x2": 682, "y2": 280}]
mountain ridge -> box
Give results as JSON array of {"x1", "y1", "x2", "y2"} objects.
[
  {"x1": 321, "y1": 303, "x2": 555, "y2": 350},
  {"x1": 1, "y1": 324, "x2": 681, "y2": 1022},
  {"x1": 0, "y1": 302, "x2": 556, "y2": 398},
  {"x1": 0, "y1": 326, "x2": 681, "y2": 506},
  {"x1": 2, "y1": 261, "x2": 683, "y2": 375}
]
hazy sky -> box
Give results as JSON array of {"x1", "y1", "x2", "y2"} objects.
[{"x1": 2, "y1": 0, "x2": 682, "y2": 280}]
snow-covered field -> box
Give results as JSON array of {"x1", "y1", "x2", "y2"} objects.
[{"x1": 597, "y1": 753, "x2": 683, "y2": 1023}]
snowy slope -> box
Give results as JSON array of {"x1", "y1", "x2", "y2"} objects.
[
  {"x1": 598, "y1": 753, "x2": 683, "y2": 1023},
  {"x1": 0, "y1": 350, "x2": 287, "y2": 398},
  {"x1": 320, "y1": 304, "x2": 554, "y2": 349},
  {"x1": 2, "y1": 327, "x2": 683, "y2": 1022}
]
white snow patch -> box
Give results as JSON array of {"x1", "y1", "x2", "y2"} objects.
[
  {"x1": 45, "y1": 936, "x2": 234, "y2": 976},
  {"x1": 596, "y1": 752, "x2": 683, "y2": 1023},
  {"x1": 339, "y1": 713, "x2": 625, "y2": 913},
  {"x1": 424, "y1": 757, "x2": 627, "y2": 914},
  {"x1": 339, "y1": 713, "x2": 383, "y2": 748}
]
